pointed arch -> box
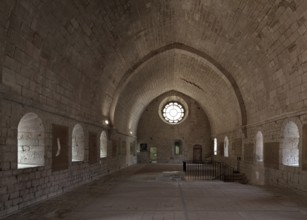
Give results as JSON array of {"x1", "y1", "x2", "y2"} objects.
[{"x1": 110, "y1": 42, "x2": 247, "y2": 130}]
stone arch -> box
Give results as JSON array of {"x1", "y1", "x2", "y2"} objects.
[
  {"x1": 114, "y1": 55, "x2": 242, "y2": 135},
  {"x1": 224, "y1": 136, "x2": 229, "y2": 157},
  {"x1": 110, "y1": 43, "x2": 246, "y2": 130},
  {"x1": 17, "y1": 112, "x2": 44, "y2": 169},
  {"x1": 281, "y1": 120, "x2": 300, "y2": 167},
  {"x1": 255, "y1": 131, "x2": 264, "y2": 162},
  {"x1": 72, "y1": 124, "x2": 85, "y2": 162},
  {"x1": 100, "y1": 131, "x2": 108, "y2": 158}
]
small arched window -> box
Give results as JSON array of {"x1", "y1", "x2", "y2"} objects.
[
  {"x1": 255, "y1": 131, "x2": 263, "y2": 162},
  {"x1": 174, "y1": 140, "x2": 182, "y2": 155},
  {"x1": 18, "y1": 113, "x2": 44, "y2": 169},
  {"x1": 100, "y1": 131, "x2": 107, "y2": 158},
  {"x1": 282, "y1": 121, "x2": 299, "y2": 166},
  {"x1": 213, "y1": 138, "x2": 218, "y2": 155},
  {"x1": 72, "y1": 124, "x2": 85, "y2": 162},
  {"x1": 224, "y1": 136, "x2": 229, "y2": 157}
]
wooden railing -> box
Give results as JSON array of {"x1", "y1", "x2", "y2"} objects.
[{"x1": 183, "y1": 160, "x2": 235, "y2": 181}]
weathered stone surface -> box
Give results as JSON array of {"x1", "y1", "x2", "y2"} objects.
[
  {"x1": 2, "y1": 0, "x2": 307, "y2": 217},
  {"x1": 137, "y1": 91, "x2": 211, "y2": 163}
]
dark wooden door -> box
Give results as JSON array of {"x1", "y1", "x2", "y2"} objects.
[{"x1": 193, "y1": 145, "x2": 202, "y2": 162}]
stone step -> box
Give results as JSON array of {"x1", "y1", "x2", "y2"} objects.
[{"x1": 224, "y1": 173, "x2": 248, "y2": 184}]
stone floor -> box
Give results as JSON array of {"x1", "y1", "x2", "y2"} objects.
[{"x1": 2, "y1": 164, "x2": 307, "y2": 220}]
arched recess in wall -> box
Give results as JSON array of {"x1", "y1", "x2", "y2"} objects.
[
  {"x1": 213, "y1": 138, "x2": 218, "y2": 155},
  {"x1": 224, "y1": 136, "x2": 229, "y2": 157},
  {"x1": 174, "y1": 140, "x2": 183, "y2": 156},
  {"x1": 100, "y1": 131, "x2": 107, "y2": 158},
  {"x1": 109, "y1": 43, "x2": 247, "y2": 134},
  {"x1": 281, "y1": 121, "x2": 300, "y2": 167},
  {"x1": 72, "y1": 124, "x2": 85, "y2": 162},
  {"x1": 17, "y1": 112, "x2": 44, "y2": 169},
  {"x1": 255, "y1": 131, "x2": 264, "y2": 162}
]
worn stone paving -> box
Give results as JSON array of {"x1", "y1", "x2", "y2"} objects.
[{"x1": 2, "y1": 164, "x2": 307, "y2": 220}]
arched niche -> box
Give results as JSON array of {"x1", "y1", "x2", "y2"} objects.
[
  {"x1": 281, "y1": 121, "x2": 300, "y2": 167},
  {"x1": 213, "y1": 138, "x2": 218, "y2": 155},
  {"x1": 255, "y1": 131, "x2": 263, "y2": 162},
  {"x1": 100, "y1": 131, "x2": 107, "y2": 158},
  {"x1": 72, "y1": 124, "x2": 85, "y2": 162},
  {"x1": 174, "y1": 140, "x2": 183, "y2": 155},
  {"x1": 224, "y1": 136, "x2": 229, "y2": 157},
  {"x1": 18, "y1": 112, "x2": 44, "y2": 169}
]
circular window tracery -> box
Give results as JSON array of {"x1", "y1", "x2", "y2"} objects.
[{"x1": 162, "y1": 102, "x2": 185, "y2": 124}]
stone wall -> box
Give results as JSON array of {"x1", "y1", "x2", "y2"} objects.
[
  {"x1": 2, "y1": 0, "x2": 307, "y2": 216},
  {"x1": 0, "y1": 95, "x2": 136, "y2": 217},
  {"x1": 214, "y1": 115, "x2": 307, "y2": 191},
  {"x1": 0, "y1": 1, "x2": 137, "y2": 216},
  {"x1": 137, "y1": 91, "x2": 211, "y2": 163}
]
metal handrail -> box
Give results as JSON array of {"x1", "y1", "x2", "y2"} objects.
[{"x1": 183, "y1": 160, "x2": 235, "y2": 181}]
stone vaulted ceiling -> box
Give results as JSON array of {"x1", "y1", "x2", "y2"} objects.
[
  {"x1": 112, "y1": 45, "x2": 243, "y2": 135},
  {"x1": 1, "y1": 0, "x2": 307, "y2": 136}
]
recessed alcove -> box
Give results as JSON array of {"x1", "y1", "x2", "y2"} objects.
[
  {"x1": 224, "y1": 136, "x2": 229, "y2": 157},
  {"x1": 281, "y1": 121, "x2": 300, "y2": 167},
  {"x1": 89, "y1": 132, "x2": 98, "y2": 164},
  {"x1": 100, "y1": 131, "x2": 107, "y2": 158},
  {"x1": 255, "y1": 131, "x2": 263, "y2": 162},
  {"x1": 72, "y1": 124, "x2": 85, "y2": 162},
  {"x1": 213, "y1": 138, "x2": 218, "y2": 156},
  {"x1": 52, "y1": 124, "x2": 69, "y2": 171},
  {"x1": 18, "y1": 113, "x2": 45, "y2": 169}
]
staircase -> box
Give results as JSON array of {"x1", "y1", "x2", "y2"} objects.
[{"x1": 224, "y1": 172, "x2": 248, "y2": 184}]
